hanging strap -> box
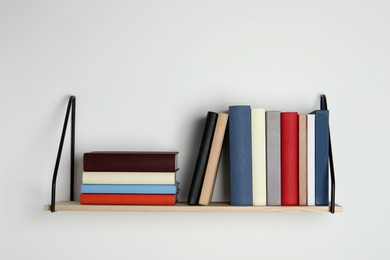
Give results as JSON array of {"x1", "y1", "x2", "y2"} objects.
[
  {"x1": 320, "y1": 94, "x2": 336, "y2": 214},
  {"x1": 50, "y1": 96, "x2": 76, "y2": 212}
]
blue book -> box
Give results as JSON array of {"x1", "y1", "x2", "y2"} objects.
[
  {"x1": 229, "y1": 106, "x2": 253, "y2": 205},
  {"x1": 310, "y1": 110, "x2": 329, "y2": 206},
  {"x1": 81, "y1": 184, "x2": 177, "y2": 194}
]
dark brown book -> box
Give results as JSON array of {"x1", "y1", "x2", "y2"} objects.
[{"x1": 83, "y1": 152, "x2": 178, "y2": 172}]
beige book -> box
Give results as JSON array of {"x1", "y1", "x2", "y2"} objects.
[
  {"x1": 251, "y1": 108, "x2": 267, "y2": 206},
  {"x1": 299, "y1": 114, "x2": 308, "y2": 205},
  {"x1": 198, "y1": 112, "x2": 229, "y2": 205},
  {"x1": 82, "y1": 172, "x2": 176, "y2": 184}
]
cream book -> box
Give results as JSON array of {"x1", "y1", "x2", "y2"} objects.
[
  {"x1": 82, "y1": 172, "x2": 176, "y2": 184},
  {"x1": 199, "y1": 112, "x2": 229, "y2": 206},
  {"x1": 251, "y1": 108, "x2": 267, "y2": 205},
  {"x1": 307, "y1": 114, "x2": 315, "y2": 205}
]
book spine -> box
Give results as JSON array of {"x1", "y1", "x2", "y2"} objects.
[
  {"x1": 251, "y1": 108, "x2": 267, "y2": 205},
  {"x1": 83, "y1": 153, "x2": 178, "y2": 172},
  {"x1": 307, "y1": 114, "x2": 315, "y2": 205},
  {"x1": 312, "y1": 110, "x2": 329, "y2": 206},
  {"x1": 266, "y1": 111, "x2": 281, "y2": 206},
  {"x1": 82, "y1": 172, "x2": 176, "y2": 185},
  {"x1": 298, "y1": 114, "x2": 308, "y2": 205},
  {"x1": 187, "y1": 112, "x2": 218, "y2": 205},
  {"x1": 80, "y1": 194, "x2": 176, "y2": 205},
  {"x1": 198, "y1": 112, "x2": 229, "y2": 206},
  {"x1": 229, "y1": 106, "x2": 253, "y2": 206},
  {"x1": 81, "y1": 184, "x2": 177, "y2": 194},
  {"x1": 281, "y1": 112, "x2": 299, "y2": 206}
]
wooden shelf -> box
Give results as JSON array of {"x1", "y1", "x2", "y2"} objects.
[{"x1": 44, "y1": 201, "x2": 343, "y2": 213}]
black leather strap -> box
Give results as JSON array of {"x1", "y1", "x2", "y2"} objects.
[{"x1": 321, "y1": 94, "x2": 336, "y2": 214}]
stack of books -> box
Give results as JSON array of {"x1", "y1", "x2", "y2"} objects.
[
  {"x1": 80, "y1": 152, "x2": 179, "y2": 205},
  {"x1": 188, "y1": 107, "x2": 329, "y2": 207}
]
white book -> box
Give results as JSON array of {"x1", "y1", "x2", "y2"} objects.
[
  {"x1": 251, "y1": 108, "x2": 267, "y2": 205},
  {"x1": 82, "y1": 172, "x2": 176, "y2": 185},
  {"x1": 307, "y1": 114, "x2": 315, "y2": 205}
]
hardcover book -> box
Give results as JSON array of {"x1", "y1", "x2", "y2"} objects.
[
  {"x1": 83, "y1": 152, "x2": 178, "y2": 172},
  {"x1": 281, "y1": 112, "x2": 299, "y2": 206},
  {"x1": 80, "y1": 194, "x2": 176, "y2": 205},
  {"x1": 299, "y1": 114, "x2": 308, "y2": 206},
  {"x1": 310, "y1": 110, "x2": 329, "y2": 206},
  {"x1": 81, "y1": 184, "x2": 177, "y2": 194},
  {"x1": 198, "y1": 112, "x2": 229, "y2": 206},
  {"x1": 266, "y1": 111, "x2": 281, "y2": 206},
  {"x1": 251, "y1": 108, "x2": 267, "y2": 206},
  {"x1": 82, "y1": 172, "x2": 176, "y2": 185},
  {"x1": 229, "y1": 105, "x2": 253, "y2": 206},
  {"x1": 307, "y1": 114, "x2": 315, "y2": 205},
  {"x1": 187, "y1": 112, "x2": 218, "y2": 205}
]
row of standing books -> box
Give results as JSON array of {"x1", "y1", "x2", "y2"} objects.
[
  {"x1": 80, "y1": 152, "x2": 179, "y2": 205},
  {"x1": 188, "y1": 106, "x2": 329, "y2": 206}
]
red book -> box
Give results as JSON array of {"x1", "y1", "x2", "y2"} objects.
[
  {"x1": 281, "y1": 112, "x2": 299, "y2": 206},
  {"x1": 83, "y1": 152, "x2": 178, "y2": 172},
  {"x1": 80, "y1": 194, "x2": 176, "y2": 205}
]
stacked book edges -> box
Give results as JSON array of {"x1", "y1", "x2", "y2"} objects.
[
  {"x1": 80, "y1": 152, "x2": 179, "y2": 205},
  {"x1": 188, "y1": 108, "x2": 329, "y2": 207}
]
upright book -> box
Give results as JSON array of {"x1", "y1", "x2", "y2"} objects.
[
  {"x1": 229, "y1": 105, "x2": 252, "y2": 206},
  {"x1": 198, "y1": 112, "x2": 229, "y2": 206},
  {"x1": 310, "y1": 110, "x2": 329, "y2": 206},
  {"x1": 298, "y1": 114, "x2": 308, "y2": 206},
  {"x1": 84, "y1": 152, "x2": 178, "y2": 172},
  {"x1": 251, "y1": 108, "x2": 267, "y2": 206},
  {"x1": 266, "y1": 111, "x2": 281, "y2": 206},
  {"x1": 187, "y1": 112, "x2": 218, "y2": 205},
  {"x1": 307, "y1": 114, "x2": 315, "y2": 205},
  {"x1": 281, "y1": 112, "x2": 299, "y2": 206}
]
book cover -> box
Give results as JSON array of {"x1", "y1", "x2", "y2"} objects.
[
  {"x1": 266, "y1": 111, "x2": 281, "y2": 206},
  {"x1": 80, "y1": 194, "x2": 176, "y2": 205},
  {"x1": 82, "y1": 172, "x2": 176, "y2": 185},
  {"x1": 299, "y1": 114, "x2": 308, "y2": 206},
  {"x1": 307, "y1": 114, "x2": 315, "y2": 205},
  {"x1": 81, "y1": 184, "x2": 177, "y2": 194},
  {"x1": 251, "y1": 108, "x2": 267, "y2": 206},
  {"x1": 187, "y1": 112, "x2": 218, "y2": 205},
  {"x1": 281, "y1": 112, "x2": 299, "y2": 206},
  {"x1": 310, "y1": 110, "x2": 329, "y2": 206},
  {"x1": 198, "y1": 112, "x2": 229, "y2": 206},
  {"x1": 229, "y1": 105, "x2": 253, "y2": 206},
  {"x1": 83, "y1": 152, "x2": 178, "y2": 172}
]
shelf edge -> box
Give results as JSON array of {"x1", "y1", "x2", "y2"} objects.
[{"x1": 44, "y1": 201, "x2": 343, "y2": 213}]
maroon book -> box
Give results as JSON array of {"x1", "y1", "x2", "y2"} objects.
[
  {"x1": 83, "y1": 152, "x2": 178, "y2": 172},
  {"x1": 281, "y1": 112, "x2": 299, "y2": 206}
]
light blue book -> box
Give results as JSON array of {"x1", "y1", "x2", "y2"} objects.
[{"x1": 81, "y1": 184, "x2": 177, "y2": 194}]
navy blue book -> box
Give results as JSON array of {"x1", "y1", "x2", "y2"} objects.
[
  {"x1": 311, "y1": 110, "x2": 329, "y2": 206},
  {"x1": 187, "y1": 112, "x2": 218, "y2": 205},
  {"x1": 229, "y1": 106, "x2": 253, "y2": 206}
]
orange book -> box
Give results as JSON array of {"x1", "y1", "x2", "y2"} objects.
[{"x1": 80, "y1": 194, "x2": 176, "y2": 205}]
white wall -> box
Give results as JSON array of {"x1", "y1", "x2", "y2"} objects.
[{"x1": 1, "y1": 1, "x2": 389, "y2": 259}]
